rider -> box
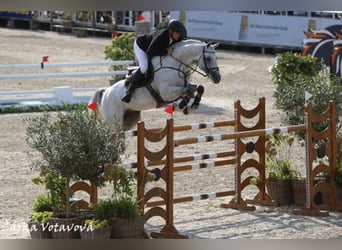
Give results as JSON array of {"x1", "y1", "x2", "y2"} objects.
[{"x1": 121, "y1": 19, "x2": 187, "y2": 103}]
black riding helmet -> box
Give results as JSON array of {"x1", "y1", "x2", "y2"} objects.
[{"x1": 167, "y1": 19, "x2": 187, "y2": 40}]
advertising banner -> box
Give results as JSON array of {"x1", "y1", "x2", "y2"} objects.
[{"x1": 171, "y1": 11, "x2": 342, "y2": 49}]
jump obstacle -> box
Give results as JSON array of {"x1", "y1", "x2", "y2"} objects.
[
  {"x1": 71, "y1": 97, "x2": 341, "y2": 238},
  {"x1": 130, "y1": 97, "x2": 341, "y2": 238}
]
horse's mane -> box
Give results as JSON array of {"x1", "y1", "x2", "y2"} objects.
[
  {"x1": 151, "y1": 39, "x2": 206, "y2": 67},
  {"x1": 171, "y1": 39, "x2": 206, "y2": 59},
  {"x1": 172, "y1": 39, "x2": 205, "y2": 49}
]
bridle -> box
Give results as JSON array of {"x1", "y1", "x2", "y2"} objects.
[
  {"x1": 147, "y1": 43, "x2": 219, "y2": 107},
  {"x1": 170, "y1": 44, "x2": 220, "y2": 79}
]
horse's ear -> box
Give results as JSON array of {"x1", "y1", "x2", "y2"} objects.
[
  {"x1": 206, "y1": 41, "x2": 220, "y2": 49},
  {"x1": 212, "y1": 42, "x2": 220, "y2": 49}
]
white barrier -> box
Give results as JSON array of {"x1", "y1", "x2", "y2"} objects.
[
  {"x1": 0, "y1": 86, "x2": 97, "y2": 107},
  {"x1": 0, "y1": 71, "x2": 127, "y2": 80},
  {"x1": 0, "y1": 60, "x2": 134, "y2": 80},
  {"x1": 0, "y1": 60, "x2": 134, "y2": 70},
  {"x1": 0, "y1": 60, "x2": 134, "y2": 107}
]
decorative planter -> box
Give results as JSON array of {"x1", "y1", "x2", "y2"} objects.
[
  {"x1": 321, "y1": 184, "x2": 342, "y2": 205},
  {"x1": 80, "y1": 226, "x2": 112, "y2": 239},
  {"x1": 48, "y1": 214, "x2": 81, "y2": 239},
  {"x1": 337, "y1": 185, "x2": 342, "y2": 203},
  {"x1": 27, "y1": 221, "x2": 52, "y2": 239},
  {"x1": 109, "y1": 217, "x2": 144, "y2": 239},
  {"x1": 266, "y1": 179, "x2": 294, "y2": 205},
  {"x1": 291, "y1": 178, "x2": 306, "y2": 206}
]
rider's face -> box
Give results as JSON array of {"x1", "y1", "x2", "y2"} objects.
[{"x1": 170, "y1": 31, "x2": 181, "y2": 41}]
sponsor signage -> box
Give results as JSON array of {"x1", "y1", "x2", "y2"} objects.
[{"x1": 171, "y1": 11, "x2": 342, "y2": 49}]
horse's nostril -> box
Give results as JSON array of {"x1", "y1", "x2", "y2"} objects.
[{"x1": 214, "y1": 74, "x2": 221, "y2": 83}]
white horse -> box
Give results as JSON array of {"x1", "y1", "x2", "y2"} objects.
[{"x1": 89, "y1": 39, "x2": 221, "y2": 130}]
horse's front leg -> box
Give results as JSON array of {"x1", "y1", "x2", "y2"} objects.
[
  {"x1": 190, "y1": 84, "x2": 204, "y2": 109},
  {"x1": 172, "y1": 84, "x2": 198, "y2": 113},
  {"x1": 183, "y1": 84, "x2": 205, "y2": 114}
]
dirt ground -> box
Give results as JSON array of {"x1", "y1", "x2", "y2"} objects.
[{"x1": 0, "y1": 27, "x2": 341, "y2": 239}]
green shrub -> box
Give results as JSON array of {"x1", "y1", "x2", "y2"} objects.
[
  {"x1": 111, "y1": 196, "x2": 141, "y2": 219},
  {"x1": 32, "y1": 194, "x2": 54, "y2": 213},
  {"x1": 270, "y1": 51, "x2": 342, "y2": 185},
  {"x1": 270, "y1": 52, "x2": 342, "y2": 126},
  {"x1": 94, "y1": 199, "x2": 117, "y2": 221},
  {"x1": 94, "y1": 197, "x2": 141, "y2": 221},
  {"x1": 104, "y1": 32, "x2": 135, "y2": 82}
]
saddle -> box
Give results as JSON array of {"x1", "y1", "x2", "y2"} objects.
[{"x1": 125, "y1": 63, "x2": 154, "y2": 88}]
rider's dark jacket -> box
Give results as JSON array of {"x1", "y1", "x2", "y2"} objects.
[{"x1": 136, "y1": 28, "x2": 182, "y2": 59}]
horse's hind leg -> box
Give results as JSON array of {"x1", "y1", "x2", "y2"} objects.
[{"x1": 123, "y1": 109, "x2": 141, "y2": 130}]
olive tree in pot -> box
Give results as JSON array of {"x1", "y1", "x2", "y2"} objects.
[{"x1": 25, "y1": 104, "x2": 125, "y2": 238}]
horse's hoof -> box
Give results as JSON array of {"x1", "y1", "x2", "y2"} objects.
[
  {"x1": 183, "y1": 107, "x2": 189, "y2": 115},
  {"x1": 178, "y1": 97, "x2": 189, "y2": 109}
]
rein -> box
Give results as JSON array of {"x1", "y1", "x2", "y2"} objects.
[
  {"x1": 146, "y1": 43, "x2": 218, "y2": 107},
  {"x1": 170, "y1": 49, "x2": 207, "y2": 78},
  {"x1": 171, "y1": 46, "x2": 219, "y2": 78}
]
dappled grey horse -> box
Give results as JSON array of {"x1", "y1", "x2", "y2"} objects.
[{"x1": 89, "y1": 39, "x2": 221, "y2": 130}]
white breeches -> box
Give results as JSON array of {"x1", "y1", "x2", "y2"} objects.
[{"x1": 134, "y1": 40, "x2": 149, "y2": 74}]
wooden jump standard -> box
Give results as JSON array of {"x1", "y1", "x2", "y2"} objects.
[
  {"x1": 133, "y1": 98, "x2": 340, "y2": 238},
  {"x1": 67, "y1": 97, "x2": 340, "y2": 238}
]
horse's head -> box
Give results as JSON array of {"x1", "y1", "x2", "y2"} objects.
[
  {"x1": 198, "y1": 41, "x2": 221, "y2": 83},
  {"x1": 171, "y1": 39, "x2": 221, "y2": 83}
]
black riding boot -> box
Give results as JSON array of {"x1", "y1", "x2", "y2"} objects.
[{"x1": 121, "y1": 69, "x2": 145, "y2": 103}]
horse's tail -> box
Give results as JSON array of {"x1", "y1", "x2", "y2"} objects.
[{"x1": 88, "y1": 87, "x2": 106, "y2": 113}]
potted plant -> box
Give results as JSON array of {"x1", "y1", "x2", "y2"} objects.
[
  {"x1": 79, "y1": 217, "x2": 111, "y2": 239},
  {"x1": 27, "y1": 211, "x2": 53, "y2": 239},
  {"x1": 27, "y1": 171, "x2": 68, "y2": 239},
  {"x1": 25, "y1": 104, "x2": 125, "y2": 238},
  {"x1": 265, "y1": 134, "x2": 298, "y2": 205},
  {"x1": 102, "y1": 163, "x2": 144, "y2": 239},
  {"x1": 31, "y1": 171, "x2": 69, "y2": 214}
]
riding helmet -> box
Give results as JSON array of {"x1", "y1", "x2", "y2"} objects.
[{"x1": 167, "y1": 19, "x2": 187, "y2": 39}]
